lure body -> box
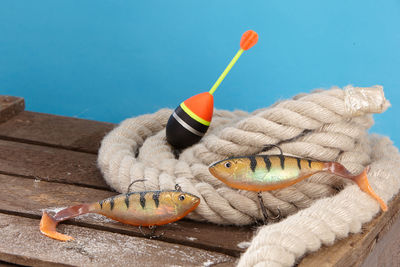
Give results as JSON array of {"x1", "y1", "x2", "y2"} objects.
[
  {"x1": 95, "y1": 191, "x2": 199, "y2": 226},
  {"x1": 40, "y1": 190, "x2": 200, "y2": 241},
  {"x1": 210, "y1": 155, "x2": 324, "y2": 191},
  {"x1": 209, "y1": 154, "x2": 387, "y2": 211}
]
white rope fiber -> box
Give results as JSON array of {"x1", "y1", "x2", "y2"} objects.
[{"x1": 98, "y1": 85, "x2": 398, "y2": 266}]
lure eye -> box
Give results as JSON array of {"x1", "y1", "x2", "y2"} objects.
[
  {"x1": 178, "y1": 194, "x2": 185, "y2": 201},
  {"x1": 224, "y1": 161, "x2": 232, "y2": 168}
]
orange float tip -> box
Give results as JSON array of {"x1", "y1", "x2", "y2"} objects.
[
  {"x1": 183, "y1": 92, "x2": 214, "y2": 123},
  {"x1": 240, "y1": 30, "x2": 258, "y2": 50}
]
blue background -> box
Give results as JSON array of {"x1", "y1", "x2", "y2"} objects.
[{"x1": 1, "y1": 1, "x2": 399, "y2": 145}]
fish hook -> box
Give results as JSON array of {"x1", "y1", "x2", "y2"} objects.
[
  {"x1": 261, "y1": 144, "x2": 283, "y2": 156},
  {"x1": 127, "y1": 179, "x2": 147, "y2": 193},
  {"x1": 257, "y1": 192, "x2": 281, "y2": 224}
]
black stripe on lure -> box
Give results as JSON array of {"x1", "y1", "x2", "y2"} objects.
[{"x1": 166, "y1": 30, "x2": 259, "y2": 149}]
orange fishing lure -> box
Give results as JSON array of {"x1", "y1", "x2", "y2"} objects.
[
  {"x1": 40, "y1": 188, "x2": 200, "y2": 241},
  {"x1": 209, "y1": 154, "x2": 387, "y2": 212}
]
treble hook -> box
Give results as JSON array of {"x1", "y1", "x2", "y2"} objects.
[{"x1": 257, "y1": 192, "x2": 281, "y2": 224}]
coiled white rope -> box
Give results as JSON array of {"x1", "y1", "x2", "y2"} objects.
[{"x1": 98, "y1": 85, "x2": 398, "y2": 266}]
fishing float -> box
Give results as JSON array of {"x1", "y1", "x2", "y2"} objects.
[{"x1": 166, "y1": 30, "x2": 259, "y2": 149}]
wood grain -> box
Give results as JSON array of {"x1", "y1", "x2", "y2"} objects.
[
  {"x1": 361, "y1": 207, "x2": 400, "y2": 267},
  {"x1": 0, "y1": 213, "x2": 235, "y2": 267},
  {"x1": 0, "y1": 139, "x2": 108, "y2": 189},
  {"x1": 0, "y1": 111, "x2": 114, "y2": 153},
  {"x1": 297, "y1": 192, "x2": 400, "y2": 266},
  {"x1": 0, "y1": 174, "x2": 253, "y2": 257},
  {"x1": 0, "y1": 96, "x2": 25, "y2": 123}
]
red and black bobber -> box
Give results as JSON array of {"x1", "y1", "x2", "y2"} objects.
[
  {"x1": 166, "y1": 92, "x2": 213, "y2": 149},
  {"x1": 166, "y1": 30, "x2": 258, "y2": 149}
]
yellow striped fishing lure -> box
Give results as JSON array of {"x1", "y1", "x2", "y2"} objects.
[
  {"x1": 209, "y1": 154, "x2": 387, "y2": 212},
  {"x1": 40, "y1": 188, "x2": 200, "y2": 241}
]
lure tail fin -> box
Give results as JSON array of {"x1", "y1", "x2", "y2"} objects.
[
  {"x1": 40, "y1": 203, "x2": 92, "y2": 241},
  {"x1": 40, "y1": 211, "x2": 74, "y2": 241},
  {"x1": 352, "y1": 166, "x2": 388, "y2": 212},
  {"x1": 325, "y1": 163, "x2": 387, "y2": 212}
]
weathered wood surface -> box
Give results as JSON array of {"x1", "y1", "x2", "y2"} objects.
[
  {"x1": 0, "y1": 97, "x2": 400, "y2": 266},
  {"x1": 0, "y1": 139, "x2": 108, "y2": 189},
  {"x1": 0, "y1": 173, "x2": 252, "y2": 257},
  {"x1": 0, "y1": 96, "x2": 25, "y2": 123},
  {"x1": 362, "y1": 208, "x2": 400, "y2": 267},
  {"x1": 0, "y1": 213, "x2": 235, "y2": 267},
  {"x1": 0, "y1": 111, "x2": 114, "y2": 153}
]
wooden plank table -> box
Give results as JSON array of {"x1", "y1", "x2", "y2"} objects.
[{"x1": 0, "y1": 95, "x2": 399, "y2": 266}]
